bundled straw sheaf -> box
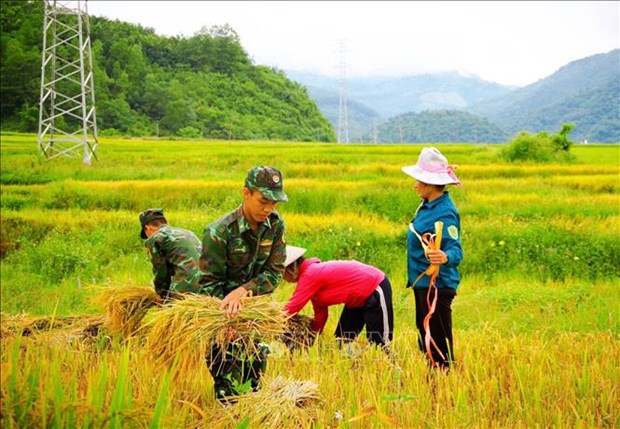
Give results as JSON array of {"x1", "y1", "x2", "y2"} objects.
[
  {"x1": 144, "y1": 294, "x2": 287, "y2": 374},
  {"x1": 216, "y1": 376, "x2": 322, "y2": 428},
  {"x1": 93, "y1": 286, "x2": 162, "y2": 338},
  {"x1": 281, "y1": 314, "x2": 317, "y2": 351},
  {"x1": 0, "y1": 313, "x2": 106, "y2": 346}
]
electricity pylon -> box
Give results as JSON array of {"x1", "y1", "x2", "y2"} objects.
[
  {"x1": 337, "y1": 40, "x2": 349, "y2": 144},
  {"x1": 37, "y1": 0, "x2": 98, "y2": 164}
]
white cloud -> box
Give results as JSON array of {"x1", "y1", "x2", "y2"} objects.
[{"x1": 86, "y1": 1, "x2": 619, "y2": 86}]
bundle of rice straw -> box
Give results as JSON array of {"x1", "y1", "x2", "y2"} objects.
[
  {"x1": 281, "y1": 314, "x2": 316, "y2": 351},
  {"x1": 93, "y1": 285, "x2": 162, "y2": 338},
  {"x1": 144, "y1": 294, "x2": 287, "y2": 373},
  {"x1": 216, "y1": 376, "x2": 323, "y2": 428},
  {"x1": 0, "y1": 313, "x2": 106, "y2": 344},
  {"x1": 0, "y1": 312, "x2": 30, "y2": 339}
]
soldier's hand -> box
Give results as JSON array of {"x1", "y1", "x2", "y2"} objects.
[{"x1": 220, "y1": 286, "x2": 249, "y2": 318}]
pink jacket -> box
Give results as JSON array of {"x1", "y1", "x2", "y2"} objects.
[{"x1": 284, "y1": 258, "x2": 385, "y2": 332}]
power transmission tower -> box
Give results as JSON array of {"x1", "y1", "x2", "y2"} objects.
[
  {"x1": 337, "y1": 40, "x2": 349, "y2": 144},
  {"x1": 37, "y1": 0, "x2": 98, "y2": 165},
  {"x1": 373, "y1": 118, "x2": 378, "y2": 144}
]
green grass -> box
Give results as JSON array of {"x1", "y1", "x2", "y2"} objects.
[{"x1": 1, "y1": 133, "x2": 619, "y2": 427}]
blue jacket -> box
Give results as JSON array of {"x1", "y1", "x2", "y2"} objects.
[{"x1": 406, "y1": 192, "x2": 463, "y2": 290}]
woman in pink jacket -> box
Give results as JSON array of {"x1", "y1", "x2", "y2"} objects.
[{"x1": 283, "y1": 246, "x2": 393, "y2": 349}]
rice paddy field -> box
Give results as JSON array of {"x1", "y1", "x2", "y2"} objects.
[{"x1": 1, "y1": 132, "x2": 619, "y2": 428}]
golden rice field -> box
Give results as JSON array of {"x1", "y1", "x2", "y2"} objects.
[{"x1": 1, "y1": 133, "x2": 619, "y2": 428}]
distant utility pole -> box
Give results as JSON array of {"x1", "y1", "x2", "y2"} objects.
[
  {"x1": 38, "y1": 0, "x2": 98, "y2": 165},
  {"x1": 337, "y1": 40, "x2": 349, "y2": 144},
  {"x1": 373, "y1": 118, "x2": 378, "y2": 144}
]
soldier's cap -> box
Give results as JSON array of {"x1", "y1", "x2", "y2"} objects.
[
  {"x1": 244, "y1": 166, "x2": 288, "y2": 202},
  {"x1": 139, "y1": 208, "x2": 167, "y2": 239}
]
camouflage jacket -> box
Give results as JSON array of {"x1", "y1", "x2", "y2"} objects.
[
  {"x1": 199, "y1": 205, "x2": 286, "y2": 298},
  {"x1": 144, "y1": 225, "x2": 203, "y2": 296}
]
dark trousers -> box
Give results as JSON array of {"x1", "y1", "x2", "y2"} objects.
[
  {"x1": 206, "y1": 343, "x2": 268, "y2": 400},
  {"x1": 334, "y1": 276, "x2": 394, "y2": 347},
  {"x1": 414, "y1": 287, "x2": 456, "y2": 368}
]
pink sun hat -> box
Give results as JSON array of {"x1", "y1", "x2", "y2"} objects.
[{"x1": 401, "y1": 147, "x2": 462, "y2": 186}]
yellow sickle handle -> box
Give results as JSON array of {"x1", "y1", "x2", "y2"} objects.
[
  {"x1": 423, "y1": 221, "x2": 445, "y2": 276},
  {"x1": 434, "y1": 221, "x2": 443, "y2": 251}
]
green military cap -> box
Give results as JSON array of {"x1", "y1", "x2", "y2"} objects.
[
  {"x1": 139, "y1": 208, "x2": 167, "y2": 239},
  {"x1": 244, "y1": 166, "x2": 288, "y2": 202}
]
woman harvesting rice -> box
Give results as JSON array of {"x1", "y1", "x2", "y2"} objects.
[
  {"x1": 283, "y1": 246, "x2": 393, "y2": 351},
  {"x1": 402, "y1": 147, "x2": 463, "y2": 370}
]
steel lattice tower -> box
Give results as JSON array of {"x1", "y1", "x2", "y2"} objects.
[
  {"x1": 337, "y1": 40, "x2": 349, "y2": 144},
  {"x1": 37, "y1": 0, "x2": 98, "y2": 164}
]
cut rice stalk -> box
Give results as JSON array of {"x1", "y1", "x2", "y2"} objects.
[
  {"x1": 144, "y1": 294, "x2": 287, "y2": 374},
  {"x1": 92, "y1": 286, "x2": 162, "y2": 338},
  {"x1": 216, "y1": 376, "x2": 323, "y2": 428}
]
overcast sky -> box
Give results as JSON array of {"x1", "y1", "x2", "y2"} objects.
[{"x1": 87, "y1": 1, "x2": 619, "y2": 87}]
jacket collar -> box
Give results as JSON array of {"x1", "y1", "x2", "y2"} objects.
[
  {"x1": 423, "y1": 191, "x2": 450, "y2": 209},
  {"x1": 235, "y1": 204, "x2": 272, "y2": 235}
]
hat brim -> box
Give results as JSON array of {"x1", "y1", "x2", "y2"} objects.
[
  {"x1": 257, "y1": 188, "x2": 289, "y2": 202},
  {"x1": 401, "y1": 165, "x2": 460, "y2": 185},
  {"x1": 140, "y1": 227, "x2": 147, "y2": 239},
  {"x1": 284, "y1": 246, "x2": 307, "y2": 267}
]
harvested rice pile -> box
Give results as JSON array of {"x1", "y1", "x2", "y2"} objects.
[
  {"x1": 144, "y1": 294, "x2": 287, "y2": 373},
  {"x1": 0, "y1": 313, "x2": 30, "y2": 339},
  {"x1": 281, "y1": 314, "x2": 316, "y2": 351},
  {"x1": 93, "y1": 286, "x2": 162, "y2": 338},
  {"x1": 0, "y1": 313, "x2": 106, "y2": 345},
  {"x1": 216, "y1": 376, "x2": 322, "y2": 428}
]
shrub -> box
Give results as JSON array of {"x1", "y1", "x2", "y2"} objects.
[
  {"x1": 177, "y1": 126, "x2": 202, "y2": 139},
  {"x1": 502, "y1": 123, "x2": 576, "y2": 163}
]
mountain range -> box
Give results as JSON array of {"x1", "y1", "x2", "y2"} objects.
[
  {"x1": 468, "y1": 49, "x2": 619, "y2": 142},
  {"x1": 286, "y1": 49, "x2": 620, "y2": 143}
]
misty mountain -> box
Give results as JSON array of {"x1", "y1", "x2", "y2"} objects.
[
  {"x1": 297, "y1": 85, "x2": 381, "y2": 142},
  {"x1": 286, "y1": 70, "x2": 515, "y2": 118},
  {"x1": 469, "y1": 49, "x2": 620, "y2": 142},
  {"x1": 285, "y1": 70, "x2": 515, "y2": 142}
]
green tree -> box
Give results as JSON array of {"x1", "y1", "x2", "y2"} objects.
[{"x1": 502, "y1": 123, "x2": 576, "y2": 163}]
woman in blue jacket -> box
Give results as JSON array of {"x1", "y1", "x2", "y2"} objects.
[{"x1": 402, "y1": 147, "x2": 463, "y2": 370}]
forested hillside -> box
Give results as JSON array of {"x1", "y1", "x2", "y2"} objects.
[
  {"x1": 374, "y1": 110, "x2": 507, "y2": 143},
  {"x1": 470, "y1": 49, "x2": 620, "y2": 142},
  {"x1": 0, "y1": 1, "x2": 335, "y2": 141}
]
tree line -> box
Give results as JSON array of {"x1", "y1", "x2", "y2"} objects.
[
  {"x1": 372, "y1": 110, "x2": 508, "y2": 143},
  {"x1": 0, "y1": 1, "x2": 335, "y2": 141}
]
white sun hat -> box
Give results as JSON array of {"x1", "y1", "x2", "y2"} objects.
[
  {"x1": 284, "y1": 245, "x2": 307, "y2": 267},
  {"x1": 401, "y1": 147, "x2": 461, "y2": 186}
]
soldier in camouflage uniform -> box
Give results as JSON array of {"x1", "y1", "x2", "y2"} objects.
[
  {"x1": 139, "y1": 208, "x2": 202, "y2": 298},
  {"x1": 199, "y1": 166, "x2": 288, "y2": 401}
]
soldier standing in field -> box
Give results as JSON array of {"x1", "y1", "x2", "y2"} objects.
[
  {"x1": 139, "y1": 208, "x2": 203, "y2": 298},
  {"x1": 199, "y1": 165, "x2": 288, "y2": 401}
]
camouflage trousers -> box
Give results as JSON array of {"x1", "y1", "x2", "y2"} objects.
[{"x1": 206, "y1": 342, "x2": 269, "y2": 401}]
